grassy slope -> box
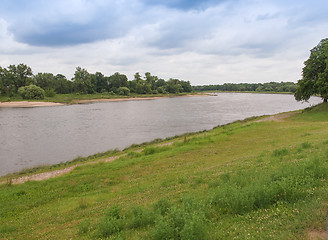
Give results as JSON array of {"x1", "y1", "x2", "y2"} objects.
[{"x1": 1, "y1": 104, "x2": 328, "y2": 239}]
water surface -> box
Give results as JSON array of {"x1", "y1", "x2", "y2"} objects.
[{"x1": 0, "y1": 93, "x2": 321, "y2": 176}]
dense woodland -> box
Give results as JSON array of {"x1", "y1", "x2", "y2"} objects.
[
  {"x1": 0, "y1": 63, "x2": 298, "y2": 100},
  {"x1": 0, "y1": 64, "x2": 192, "y2": 98},
  {"x1": 193, "y1": 82, "x2": 297, "y2": 93}
]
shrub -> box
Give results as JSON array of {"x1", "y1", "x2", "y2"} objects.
[
  {"x1": 18, "y1": 84, "x2": 45, "y2": 100},
  {"x1": 117, "y1": 87, "x2": 130, "y2": 96},
  {"x1": 154, "y1": 198, "x2": 171, "y2": 216},
  {"x1": 98, "y1": 205, "x2": 125, "y2": 237},
  {"x1": 129, "y1": 206, "x2": 156, "y2": 229},
  {"x1": 98, "y1": 217, "x2": 124, "y2": 237},
  {"x1": 209, "y1": 156, "x2": 328, "y2": 215},
  {"x1": 152, "y1": 198, "x2": 208, "y2": 240},
  {"x1": 143, "y1": 147, "x2": 157, "y2": 155},
  {"x1": 45, "y1": 88, "x2": 56, "y2": 97}
]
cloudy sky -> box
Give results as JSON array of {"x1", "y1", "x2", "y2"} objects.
[{"x1": 0, "y1": 0, "x2": 327, "y2": 85}]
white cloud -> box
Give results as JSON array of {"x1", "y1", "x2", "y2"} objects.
[{"x1": 0, "y1": 0, "x2": 327, "y2": 84}]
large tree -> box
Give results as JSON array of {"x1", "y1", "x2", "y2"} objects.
[
  {"x1": 295, "y1": 38, "x2": 328, "y2": 102},
  {"x1": 34, "y1": 72, "x2": 56, "y2": 90},
  {"x1": 73, "y1": 67, "x2": 93, "y2": 93},
  {"x1": 6, "y1": 64, "x2": 34, "y2": 94}
]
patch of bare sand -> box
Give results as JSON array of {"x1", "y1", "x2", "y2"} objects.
[
  {"x1": 12, "y1": 165, "x2": 77, "y2": 184},
  {"x1": 8, "y1": 141, "x2": 178, "y2": 184},
  {"x1": 74, "y1": 97, "x2": 163, "y2": 104},
  {"x1": 0, "y1": 101, "x2": 64, "y2": 108},
  {"x1": 73, "y1": 95, "x2": 201, "y2": 104},
  {"x1": 308, "y1": 230, "x2": 328, "y2": 240}
]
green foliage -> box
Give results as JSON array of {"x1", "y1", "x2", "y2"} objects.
[
  {"x1": 272, "y1": 148, "x2": 289, "y2": 157},
  {"x1": 78, "y1": 220, "x2": 90, "y2": 234},
  {"x1": 34, "y1": 73, "x2": 56, "y2": 90},
  {"x1": 152, "y1": 199, "x2": 208, "y2": 240},
  {"x1": 98, "y1": 205, "x2": 125, "y2": 237},
  {"x1": 129, "y1": 206, "x2": 156, "y2": 229},
  {"x1": 45, "y1": 88, "x2": 56, "y2": 97},
  {"x1": 73, "y1": 66, "x2": 93, "y2": 94},
  {"x1": 208, "y1": 156, "x2": 328, "y2": 215},
  {"x1": 18, "y1": 84, "x2": 45, "y2": 99},
  {"x1": 154, "y1": 198, "x2": 171, "y2": 216},
  {"x1": 117, "y1": 86, "x2": 130, "y2": 96},
  {"x1": 193, "y1": 81, "x2": 297, "y2": 93},
  {"x1": 292, "y1": 103, "x2": 328, "y2": 122},
  {"x1": 295, "y1": 38, "x2": 328, "y2": 102}
]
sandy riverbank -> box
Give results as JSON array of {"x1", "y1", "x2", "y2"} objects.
[
  {"x1": 0, "y1": 101, "x2": 65, "y2": 108},
  {"x1": 0, "y1": 95, "x2": 201, "y2": 108},
  {"x1": 73, "y1": 96, "x2": 164, "y2": 104}
]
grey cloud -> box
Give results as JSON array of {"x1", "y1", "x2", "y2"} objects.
[{"x1": 1, "y1": 0, "x2": 141, "y2": 47}]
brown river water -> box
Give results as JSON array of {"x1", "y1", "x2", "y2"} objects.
[{"x1": 0, "y1": 93, "x2": 321, "y2": 176}]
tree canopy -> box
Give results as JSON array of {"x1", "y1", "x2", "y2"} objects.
[
  {"x1": 193, "y1": 82, "x2": 297, "y2": 93},
  {"x1": 295, "y1": 38, "x2": 328, "y2": 102},
  {"x1": 0, "y1": 64, "x2": 193, "y2": 97}
]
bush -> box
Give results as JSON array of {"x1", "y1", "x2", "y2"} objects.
[
  {"x1": 18, "y1": 85, "x2": 45, "y2": 100},
  {"x1": 45, "y1": 88, "x2": 56, "y2": 97},
  {"x1": 117, "y1": 87, "x2": 130, "y2": 96},
  {"x1": 129, "y1": 206, "x2": 156, "y2": 229},
  {"x1": 152, "y1": 199, "x2": 208, "y2": 240},
  {"x1": 98, "y1": 205, "x2": 125, "y2": 237},
  {"x1": 208, "y1": 156, "x2": 328, "y2": 215},
  {"x1": 154, "y1": 198, "x2": 171, "y2": 216}
]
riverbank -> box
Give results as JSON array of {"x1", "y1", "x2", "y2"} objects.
[
  {"x1": 0, "y1": 92, "x2": 298, "y2": 108},
  {"x1": 0, "y1": 101, "x2": 65, "y2": 108},
  {"x1": 1, "y1": 104, "x2": 328, "y2": 239},
  {"x1": 0, "y1": 93, "x2": 200, "y2": 107}
]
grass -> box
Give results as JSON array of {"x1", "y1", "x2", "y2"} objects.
[{"x1": 0, "y1": 103, "x2": 328, "y2": 239}]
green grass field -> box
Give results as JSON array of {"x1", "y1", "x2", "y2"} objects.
[{"x1": 1, "y1": 103, "x2": 328, "y2": 239}]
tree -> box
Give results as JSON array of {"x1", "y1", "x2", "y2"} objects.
[
  {"x1": 108, "y1": 72, "x2": 128, "y2": 93},
  {"x1": 166, "y1": 78, "x2": 182, "y2": 93},
  {"x1": 8, "y1": 64, "x2": 34, "y2": 91},
  {"x1": 34, "y1": 72, "x2": 56, "y2": 90},
  {"x1": 91, "y1": 72, "x2": 108, "y2": 93},
  {"x1": 295, "y1": 38, "x2": 328, "y2": 102},
  {"x1": 54, "y1": 74, "x2": 72, "y2": 94},
  {"x1": 180, "y1": 80, "x2": 192, "y2": 92},
  {"x1": 73, "y1": 67, "x2": 94, "y2": 93},
  {"x1": 0, "y1": 67, "x2": 6, "y2": 95}
]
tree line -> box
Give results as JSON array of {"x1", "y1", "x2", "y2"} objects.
[
  {"x1": 193, "y1": 82, "x2": 297, "y2": 93},
  {"x1": 0, "y1": 65, "x2": 192, "y2": 97}
]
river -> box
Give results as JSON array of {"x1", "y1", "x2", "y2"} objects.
[{"x1": 0, "y1": 93, "x2": 321, "y2": 176}]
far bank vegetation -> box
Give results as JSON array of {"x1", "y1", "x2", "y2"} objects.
[{"x1": 0, "y1": 64, "x2": 298, "y2": 101}]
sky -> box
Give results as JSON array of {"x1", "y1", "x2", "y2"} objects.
[{"x1": 0, "y1": 0, "x2": 327, "y2": 85}]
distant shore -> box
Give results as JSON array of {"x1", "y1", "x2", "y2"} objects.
[{"x1": 0, "y1": 94, "x2": 200, "y2": 108}]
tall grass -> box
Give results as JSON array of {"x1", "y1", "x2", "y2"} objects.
[{"x1": 91, "y1": 143, "x2": 328, "y2": 239}]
